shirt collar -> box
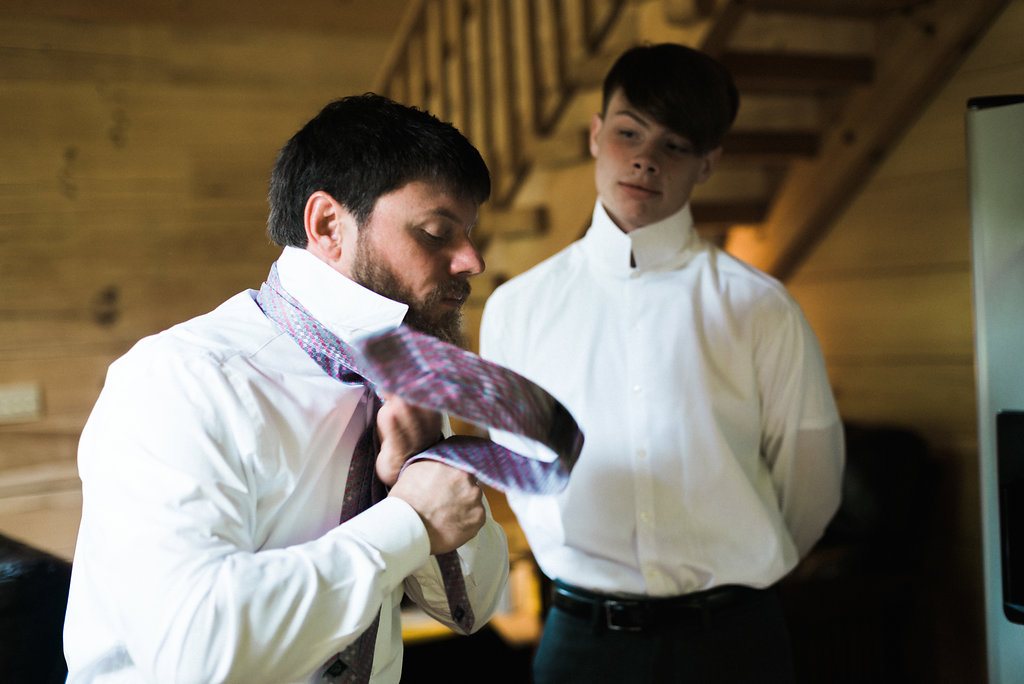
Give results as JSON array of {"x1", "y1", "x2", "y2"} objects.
[
  {"x1": 582, "y1": 199, "x2": 701, "y2": 277},
  {"x1": 274, "y1": 246, "x2": 409, "y2": 345}
]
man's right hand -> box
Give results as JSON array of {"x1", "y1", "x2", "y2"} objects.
[
  {"x1": 387, "y1": 460, "x2": 485, "y2": 555},
  {"x1": 374, "y1": 393, "x2": 443, "y2": 487}
]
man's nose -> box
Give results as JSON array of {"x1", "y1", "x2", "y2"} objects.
[
  {"x1": 451, "y1": 238, "x2": 485, "y2": 276},
  {"x1": 632, "y1": 143, "x2": 659, "y2": 174}
]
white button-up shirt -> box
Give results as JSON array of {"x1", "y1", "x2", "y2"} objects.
[
  {"x1": 480, "y1": 200, "x2": 843, "y2": 597},
  {"x1": 65, "y1": 246, "x2": 509, "y2": 683}
]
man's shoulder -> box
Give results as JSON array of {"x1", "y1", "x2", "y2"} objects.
[
  {"x1": 118, "y1": 290, "x2": 278, "y2": 376},
  {"x1": 709, "y1": 247, "x2": 798, "y2": 309}
]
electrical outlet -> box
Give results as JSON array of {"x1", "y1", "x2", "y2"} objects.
[{"x1": 0, "y1": 382, "x2": 44, "y2": 423}]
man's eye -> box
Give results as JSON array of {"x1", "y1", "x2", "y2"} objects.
[
  {"x1": 617, "y1": 128, "x2": 636, "y2": 139},
  {"x1": 419, "y1": 229, "x2": 447, "y2": 245}
]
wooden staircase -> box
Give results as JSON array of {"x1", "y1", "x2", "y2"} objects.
[{"x1": 374, "y1": 0, "x2": 1010, "y2": 309}]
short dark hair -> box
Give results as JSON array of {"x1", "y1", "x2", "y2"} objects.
[
  {"x1": 267, "y1": 93, "x2": 491, "y2": 247},
  {"x1": 601, "y1": 43, "x2": 739, "y2": 155}
]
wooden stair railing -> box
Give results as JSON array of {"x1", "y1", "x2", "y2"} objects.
[{"x1": 375, "y1": 0, "x2": 627, "y2": 213}]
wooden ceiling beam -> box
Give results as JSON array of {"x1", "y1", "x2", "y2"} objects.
[
  {"x1": 735, "y1": 0, "x2": 923, "y2": 18},
  {"x1": 692, "y1": 199, "x2": 770, "y2": 225},
  {"x1": 720, "y1": 50, "x2": 875, "y2": 92},
  {"x1": 725, "y1": 0, "x2": 1014, "y2": 280},
  {"x1": 723, "y1": 130, "x2": 820, "y2": 158}
]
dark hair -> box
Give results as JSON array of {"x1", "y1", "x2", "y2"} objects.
[
  {"x1": 601, "y1": 43, "x2": 739, "y2": 155},
  {"x1": 267, "y1": 93, "x2": 491, "y2": 247}
]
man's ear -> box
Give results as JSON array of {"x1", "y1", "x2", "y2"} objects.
[
  {"x1": 697, "y1": 146, "x2": 723, "y2": 184},
  {"x1": 303, "y1": 191, "x2": 356, "y2": 266},
  {"x1": 589, "y1": 112, "x2": 604, "y2": 159}
]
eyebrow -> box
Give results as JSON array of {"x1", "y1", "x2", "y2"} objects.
[
  {"x1": 413, "y1": 206, "x2": 477, "y2": 232},
  {"x1": 612, "y1": 108, "x2": 651, "y2": 129},
  {"x1": 429, "y1": 207, "x2": 464, "y2": 223},
  {"x1": 613, "y1": 109, "x2": 693, "y2": 147}
]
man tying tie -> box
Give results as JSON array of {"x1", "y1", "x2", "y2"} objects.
[{"x1": 64, "y1": 94, "x2": 522, "y2": 683}]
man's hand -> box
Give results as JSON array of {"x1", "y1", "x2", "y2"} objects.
[
  {"x1": 388, "y1": 461, "x2": 485, "y2": 555},
  {"x1": 375, "y1": 393, "x2": 443, "y2": 486}
]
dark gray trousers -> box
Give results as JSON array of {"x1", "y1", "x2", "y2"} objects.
[{"x1": 532, "y1": 587, "x2": 797, "y2": 684}]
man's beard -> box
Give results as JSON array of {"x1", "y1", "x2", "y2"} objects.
[{"x1": 351, "y1": 233, "x2": 470, "y2": 348}]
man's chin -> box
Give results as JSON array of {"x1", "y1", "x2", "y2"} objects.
[
  {"x1": 406, "y1": 308, "x2": 466, "y2": 348},
  {"x1": 432, "y1": 315, "x2": 466, "y2": 348}
]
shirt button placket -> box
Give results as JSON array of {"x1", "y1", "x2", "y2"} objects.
[{"x1": 626, "y1": 284, "x2": 660, "y2": 593}]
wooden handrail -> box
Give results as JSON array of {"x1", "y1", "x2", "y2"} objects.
[{"x1": 374, "y1": 0, "x2": 628, "y2": 208}]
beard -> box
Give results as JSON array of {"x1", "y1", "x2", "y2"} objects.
[{"x1": 351, "y1": 232, "x2": 470, "y2": 348}]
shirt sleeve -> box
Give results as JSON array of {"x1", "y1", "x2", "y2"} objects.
[
  {"x1": 71, "y1": 349, "x2": 431, "y2": 684},
  {"x1": 755, "y1": 295, "x2": 846, "y2": 557},
  {"x1": 401, "y1": 496, "x2": 510, "y2": 634}
]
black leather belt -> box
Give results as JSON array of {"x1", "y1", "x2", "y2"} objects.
[{"x1": 551, "y1": 581, "x2": 769, "y2": 633}]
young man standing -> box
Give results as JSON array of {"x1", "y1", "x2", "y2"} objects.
[
  {"x1": 64, "y1": 94, "x2": 510, "y2": 683},
  {"x1": 480, "y1": 43, "x2": 844, "y2": 683}
]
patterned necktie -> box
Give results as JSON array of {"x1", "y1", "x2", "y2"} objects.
[
  {"x1": 328, "y1": 391, "x2": 385, "y2": 683},
  {"x1": 352, "y1": 325, "x2": 583, "y2": 493},
  {"x1": 255, "y1": 263, "x2": 583, "y2": 682}
]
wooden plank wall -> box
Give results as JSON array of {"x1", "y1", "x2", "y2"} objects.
[
  {"x1": 785, "y1": 1, "x2": 1024, "y2": 680},
  {"x1": 2, "y1": 4, "x2": 1021, "y2": 677},
  {"x1": 0, "y1": 12, "x2": 396, "y2": 558}
]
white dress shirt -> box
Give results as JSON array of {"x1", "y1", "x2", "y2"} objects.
[
  {"x1": 480, "y1": 200, "x2": 843, "y2": 598},
  {"x1": 64, "y1": 246, "x2": 509, "y2": 684}
]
